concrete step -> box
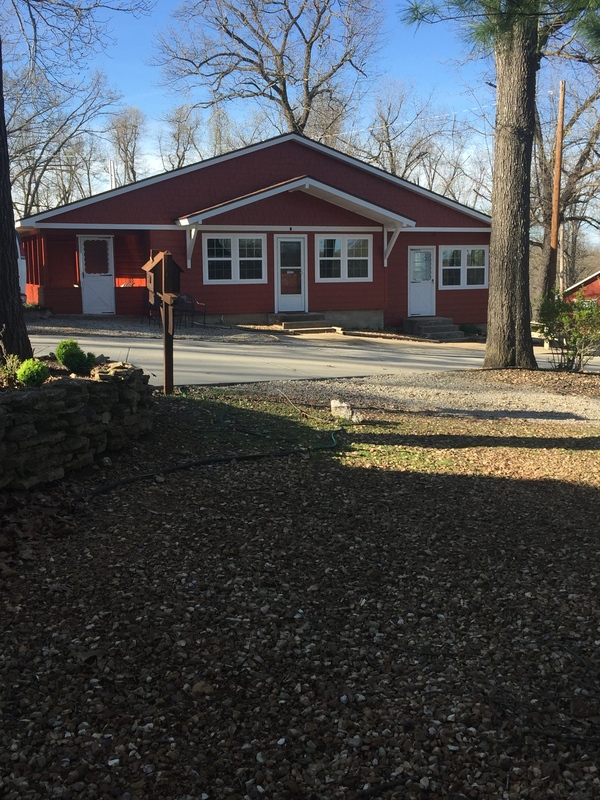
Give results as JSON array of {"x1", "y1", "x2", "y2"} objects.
[
  {"x1": 286, "y1": 326, "x2": 338, "y2": 335},
  {"x1": 269, "y1": 312, "x2": 326, "y2": 324},
  {"x1": 402, "y1": 316, "x2": 466, "y2": 341},
  {"x1": 280, "y1": 320, "x2": 330, "y2": 330}
]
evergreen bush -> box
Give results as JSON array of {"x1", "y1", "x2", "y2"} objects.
[
  {"x1": 16, "y1": 359, "x2": 50, "y2": 387},
  {"x1": 55, "y1": 339, "x2": 97, "y2": 375}
]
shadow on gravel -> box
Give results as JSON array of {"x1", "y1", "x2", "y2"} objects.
[{"x1": 2, "y1": 395, "x2": 600, "y2": 799}]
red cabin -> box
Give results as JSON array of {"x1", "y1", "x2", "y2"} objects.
[{"x1": 17, "y1": 133, "x2": 491, "y2": 329}]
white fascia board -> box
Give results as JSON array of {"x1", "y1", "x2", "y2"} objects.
[
  {"x1": 564, "y1": 269, "x2": 600, "y2": 294},
  {"x1": 181, "y1": 225, "x2": 381, "y2": 232},
  {"x1": 401, "y1": 227, "x2": 491, "y2": 233},
  {"x1": 16, "y1": 223, "x2": 183, "y2": 230},
  {"x1": 179, "y1": 176, "x2": 415, "y2": 228}
]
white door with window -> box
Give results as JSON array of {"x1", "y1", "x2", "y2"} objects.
[
  {"x1": 408, "y1": 247, "x2": 435, "y2": 316},
  {"x1": 79, "y1": 236, "x2": 115, "y2": 314},
  {"x1": 276, "y1": 237, "x2": 306, "y2": 312}
]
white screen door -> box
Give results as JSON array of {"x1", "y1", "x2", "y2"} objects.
[
  {"x1": 276, "y1": 237, "x2": 306, "y2": 312},
  {"x1": 408, "y1": 247, "x2": 435, "y2": 316},
  {"x1": 79, "y1": 237, "x2": 115, "y2": 314}
]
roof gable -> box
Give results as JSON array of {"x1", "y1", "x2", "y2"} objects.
[
  {"x1": 18, "y1": 133, "x2": 491, "y2": 229},
  {"x1": 179, "y1": 176, "x2": 416, "y2": 229}
]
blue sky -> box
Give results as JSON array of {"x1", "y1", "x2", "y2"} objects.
[{"x1": 92, "y1": 0, "x2": 494, "y2": 131}]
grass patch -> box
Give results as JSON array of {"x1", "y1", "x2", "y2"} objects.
[{"x1": 159, "y1": 387, "x2": 600, "y2": 487}]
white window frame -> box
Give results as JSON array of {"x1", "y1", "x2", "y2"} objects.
[
  {"x1": 202, "y1": 234, "x2": 268, "y2": 284},
  {"x1": 314, "y1": 234, "x2": 373, "y2": 283},
  {"x1": 438, "y1": 245, "x2": 489, "y2": 290}
]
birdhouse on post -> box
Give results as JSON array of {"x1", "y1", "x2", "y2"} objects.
[{"x1": 141, "y1": 250, "x2": 184, "y2": 395}]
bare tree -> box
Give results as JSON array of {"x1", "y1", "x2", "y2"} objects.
[
  {"x1": 158, "y1": 104, "x2": 204, "y2": 170},
  {"x1": 340, "y1": 81, "x2": 492, "y2": 210},
  {"x1": 109, "y1": 106, "x2": 147, "y2": 185},
  {"x1": 6, "y1": 65, "x2": 119, "y2": 216},
  {"x1": 156, "y1": 0, "x2": 382, "y2": 136},
  {"x1": 531, "y1": 68, "x2": 600, "y2": 306},
  {"x1": 0, "y1": 0, "x2": 153, "y2": 360}
]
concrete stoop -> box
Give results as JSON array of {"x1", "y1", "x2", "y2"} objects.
[
  {"x1": 402, "y1": 316, "x2": 466, "y2": 341},
  {"x1": 268, "y1": 312, "x2": 338, "y2": 335}
]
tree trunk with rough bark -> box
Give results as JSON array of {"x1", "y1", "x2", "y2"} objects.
[
  {"x1": 483, "y1": 21, "x2": 538, "y2": 370},
  {"x1": 0, "y1": 40, "x2": 32, "y2": 362}
]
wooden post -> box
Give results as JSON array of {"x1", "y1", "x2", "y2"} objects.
[
  {"x1": 162, "y1": 296, "x2": 174, "y2": 395},
  {"x1": 548, "y1": 80, "x2": 565, "y2": 295}
]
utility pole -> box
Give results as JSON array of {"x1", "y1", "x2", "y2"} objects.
[{"x1": 547, "y1": 80, "x2": 566, "y2": 297}]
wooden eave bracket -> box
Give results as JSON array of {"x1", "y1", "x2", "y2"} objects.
[
  {"x1": 186, "y1": 227, "x2": 199, "y2": 269},
  {"x1": 384, "y1": 225, "x2": 402, "y2": 266}
]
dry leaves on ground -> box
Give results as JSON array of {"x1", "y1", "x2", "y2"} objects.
[{"x1": 1, "y1": 369, "x2": 600, "y2": 800}]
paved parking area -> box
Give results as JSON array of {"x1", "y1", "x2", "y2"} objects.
[{"x1": 27, "y1": 317, "x2": 599, "y2": 386}]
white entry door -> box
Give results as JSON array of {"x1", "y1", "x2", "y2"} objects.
[
  {"x1": 79, "y1": 236, "x2": 115, "y2": 314},
  {"x1": 408, "y1": 247, "x2": 436, "y2": 316},
  {"x1": 276, "y1": 237, "x2": 306, "y2": 312}
]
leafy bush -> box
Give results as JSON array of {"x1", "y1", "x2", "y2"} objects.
[
  {"x1": 538, "y1": 291, "x2": 600, "y2": 372},
  {"x1": 55, "y1": 339, "x2": 97, "y2": 375},
  {"x1": 16, "y1": 359, "x2": 50, "y2": 387}
]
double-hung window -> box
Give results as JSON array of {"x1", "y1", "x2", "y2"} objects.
[
  {"x1": 316, "y1": 235, "x2": 372, "y2": 282},
  {"x1": 203, "y1": 235, "x2": 267, "y2": 283},
  {"x1": 439, "y1": 246, "x2": 488, "y2": 289}
]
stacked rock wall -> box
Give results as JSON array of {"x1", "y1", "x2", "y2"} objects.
[{"x1": 0, "y1": 363, "x2": 153, "y2": 490}]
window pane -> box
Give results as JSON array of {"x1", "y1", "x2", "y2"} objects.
[
  {"x1": 467, "y1": 267, "x2": 485, "y2": 285},
  {"x1": 348, "y1": 259, "x2": 368, "y2": 278},
  {"x1": 348, "y1": 238, "x2": 368, "y2": 258},
  {"x1": 467, "y1": 248, "x2": 485, "y2": 267},
  {"x1": 207, "y1": 238, "x2": 231, "y2": 259},
  {"x1": 319, "y1": 238, "x2": 341, "y2": 259},
  {"x1": 83, "y1": 239, "x2": 109, "y2": 274},
  {"x1": 411, "y1": 251, "x2": 432, "y2": 281},
  {"x1": 280, "y1": 240, "x2": 301, "y2": 268},
  {"x1": 442, "y1": 268, "x2": 461, "y2": 286},
  {"x1": 239, "y1": 238, "x2": 262, "y2": 258},
  {"x1": 208, "y1": 260, "x2": 232, "y2": 280},
  {"x1": 442, "y1": 249, "x2": 462, "y2": 267},
  {"x1": 320, "y1": 260, "x2": 341, "y2": 279},
  {"x1": 240, "y1": 260, "x2": 262, "y2": 280}
]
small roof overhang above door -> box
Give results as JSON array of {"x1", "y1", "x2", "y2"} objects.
[
  {"x1": 178, "y1": 175, "x2": 415, "y2": 268},
  {"x1": 178, "y1": 175, "x2": 416, "y2": 228}
]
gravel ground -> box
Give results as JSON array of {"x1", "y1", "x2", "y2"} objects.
[
  {"x1": 2, "y1": 345, "x2": 600, "y2": 799},
  {"x1": 221, "y1": 370, "x2": 600, "y2": 423}
]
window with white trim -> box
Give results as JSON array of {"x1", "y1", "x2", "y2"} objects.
[
  {"x1": 315, "y1": 235, "x2": 372, "y2": 282},
  {"x1": 439, "y1": 246, "x2": 488, "y2": 289},
  {"x1": 203, "y1": 235, "x2": 267, "y2": 283}
]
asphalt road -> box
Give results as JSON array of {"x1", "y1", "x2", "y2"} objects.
[{"x1": 28, "y1": 331, "x2": 599, "y2": 387}]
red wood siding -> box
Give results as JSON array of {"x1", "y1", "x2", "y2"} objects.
[
  {"x1": 566, "y1": 275, "x2": 600, "y2": 302},
  {"x1": 40, "y1": 139, "x2": 489, "y2": 229},
  {"x1": 385, "y1": 232, "x2": 490, "y2": 327}
]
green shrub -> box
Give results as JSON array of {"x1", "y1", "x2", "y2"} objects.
[
  {"x1": 538, "y1": 291, "x2": 600, "y2": 372},
  {"x1": 16, "y1": 359, "x2": 50, "y2": 387},
  {"x1": 55, "y1": 339, "x2": 97, "y2": 375}
]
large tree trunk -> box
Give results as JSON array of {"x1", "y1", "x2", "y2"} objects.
[
  {"x1": 0, "y1": 40, "x2": 32, "y2": 362},
  {"x1": 483, "y1": 19, "x2": 538, "y2": 370}
]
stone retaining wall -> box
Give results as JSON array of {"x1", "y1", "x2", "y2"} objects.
[{"x1": 0, "y1": 363, "x2": 153, "y2": 490}]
